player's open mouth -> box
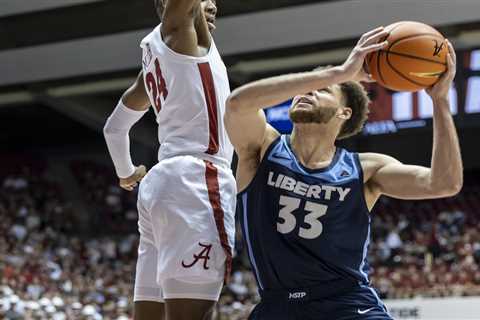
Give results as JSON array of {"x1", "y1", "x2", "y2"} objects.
[
  {"x1": 295, "y1": 97, "x2": 314, "y2": 107},
  {"x1": 294, "y1": 102, "x2": 313, "y2": 110}
]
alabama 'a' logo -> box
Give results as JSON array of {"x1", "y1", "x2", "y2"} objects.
[
  {"x1": 433, "y1": 40, "x2": 445, "y2": 57},
  {"x1": 181, "y1": 242, "x2": 212, "y2": 270}
]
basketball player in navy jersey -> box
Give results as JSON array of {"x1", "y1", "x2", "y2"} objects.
[{"x1": 224, "y1": 26, "x2": 462, "y2": 319}]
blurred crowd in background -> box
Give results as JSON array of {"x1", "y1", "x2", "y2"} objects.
[{"x1": 1, "y1": 158, "x2": 479, "y2": 319}]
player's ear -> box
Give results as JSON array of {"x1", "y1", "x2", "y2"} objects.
[{"x1": 337, "y1": 106, "x2": 352, "y2": 120}]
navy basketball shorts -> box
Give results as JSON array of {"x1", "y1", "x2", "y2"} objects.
[{"x1": 249, "y1": 285, "x2": 393, "y2": 320}]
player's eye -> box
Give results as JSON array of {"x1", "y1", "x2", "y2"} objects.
[{"x1": 319, "y1": 88, "x2": 331, "y2": 94}]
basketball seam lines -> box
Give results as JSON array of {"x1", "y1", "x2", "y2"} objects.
[
  {"x1": 376, "y1": 32, "x2": 392, "y2": 85},
  {"x1": 372, "y1": 24, "x2": 445, "y2": 91},
  {"x1": 383, "y1": 50, "x2": 447, "y2": 66},
  {"x1": 370, "y1": 23, "x2": 403, "y2": 85},
  {"x1": 377, "y1": 50, "x2": 386, "y2": 85},
  {"x1": 387, "y1": 32, "x2": 444, "y2": 52},
  {"x1": 385, "y1": 52, "x2": 433, "y2": 87}
]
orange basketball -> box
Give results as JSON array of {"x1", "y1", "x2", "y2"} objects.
[{"x1": 366, "y1": 21, "x2": 448, "y2": 92}]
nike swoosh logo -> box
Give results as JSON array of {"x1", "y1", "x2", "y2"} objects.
[
  {"x1": 357, "y1": 307, "x2": 375, "y2": 314},
  {"x1": 409, "y1": 71, "x2": 444, "y2": 78},
  {"x1": 270, "y1": 153, "x2": 291, "y2": 161}
]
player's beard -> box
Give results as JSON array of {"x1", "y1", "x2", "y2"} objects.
[{"x1": 289, "y1": 105, "x2": 337, "y2": 124}]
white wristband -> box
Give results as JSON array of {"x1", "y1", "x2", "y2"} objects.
[{"x1": 103, "y1": 100, "x2": 148, "y2": 178}]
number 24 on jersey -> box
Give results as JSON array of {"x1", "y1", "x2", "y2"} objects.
[{"x1": 145, "y1": 58, "x2": 168, "y2": 113}]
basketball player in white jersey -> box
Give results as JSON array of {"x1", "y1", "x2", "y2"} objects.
[{"x1": 103, "y1": 1, "x2": 236, "y2": 319}]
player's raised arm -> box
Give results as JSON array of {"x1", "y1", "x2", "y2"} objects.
[
  {"x1": 162, "y1": 0, "x2": 201, "y2": 29},
  {"x1": 362, "y1": 40, "x2": 463, "y2": 201},
  {"x1": 160, "y1": 0, "x2": 208, "y2": 56},
  {"x1": 103, "y1": 71, "x2": 149, "y2": 191},
  {"x1": 225, "y1": 26, "x2": 388, "y2": 154}
]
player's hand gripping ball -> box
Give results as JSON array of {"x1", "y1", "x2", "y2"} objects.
[{"x1": 365, "y1": 21, "x2": 448, "y2": 92}]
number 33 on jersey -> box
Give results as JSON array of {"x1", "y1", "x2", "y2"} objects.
[
  {"x1": 277, "y1": 195, "x2": 328, "y2": 240},
  {"x1": 271, "y1": 171, "x2": 352, "y2": 240},
  {"x1": 238, "y1": 135, "x2": 373, "y2": 290}
]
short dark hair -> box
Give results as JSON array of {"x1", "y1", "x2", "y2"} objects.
[{"x1": 337, "y1": 81, "x2": 370, "y2": 140}]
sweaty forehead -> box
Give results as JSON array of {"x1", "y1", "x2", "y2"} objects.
[
  {"x1": 319, "y1": 84, "x2": 346, "y2": 105},
  {"x1": 315, "y1": 84, "x2": 341, "y2": 96}
]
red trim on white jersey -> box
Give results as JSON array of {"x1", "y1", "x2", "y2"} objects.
[
  {"x1": 412, "y1": 92, "x2": 419, "y2": 119},
  {"x1": 198, "y1": 62, "x2": 219, "y2": 155},
  {"x1": 204, "y1": 160, "x2": 232, "y2": 284}
]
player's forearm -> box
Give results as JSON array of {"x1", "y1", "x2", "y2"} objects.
[
  {"x1": 104, "y1": 127, "x2": 135, "y2": 179},
  {"x1": 227, "y1": 66, "x2": 348, "y2": 114},
  {"x1": 103, "y1": 99, "x2": 148, "y2": 178},
  {"x1": 429, "y1": 97, "x2": 463, "y2": 195}
]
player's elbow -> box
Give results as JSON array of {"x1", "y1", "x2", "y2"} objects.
[
  {"x1": 447, "y1": 177, "x2": 463, "y2": 196},
  {"x1": 103, "y1": 117, "x2": 114, "y2": 136},
  {"x1": 103, "y1": 118, "x2": 121, "y2": 137},
  {"x1": 431, "y1": 177, "x2": 463, "y2": 197}
]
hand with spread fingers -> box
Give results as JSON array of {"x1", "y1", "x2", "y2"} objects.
[
  {"x1": 426, "y1": 39, "x2": 456, "y2": 100},
  {"x1": 119, "y1": 165, "x2": 147, "y2": 191},
  {"x1": 339, "y1": 26, "x2": 389, "y2": 83}
]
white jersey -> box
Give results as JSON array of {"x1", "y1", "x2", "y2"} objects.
[{"x1": 140, "y1": 25, "x2": 233, "y2": 166}]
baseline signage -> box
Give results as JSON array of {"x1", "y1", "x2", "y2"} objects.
[{"x1": 385, "y1": 297, "x2": 480, "y2": 320}]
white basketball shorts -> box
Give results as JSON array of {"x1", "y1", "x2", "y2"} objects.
[{"x1": 134, "y1": 155, "x2": 236, "y2": 302}]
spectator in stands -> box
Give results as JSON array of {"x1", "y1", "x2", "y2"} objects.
[{"x1": 2, "y1": 161, "x2": 480, "y2": 319}]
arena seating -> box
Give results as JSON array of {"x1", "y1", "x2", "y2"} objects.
[
  {"x1": 2, "y1": 159, "x2": 479, "y2": 319},
  {"x1": 1, "y1": 159, "x2": 135, "y2": 319},
  {"x1": 70, "y1": 161, "x2": 138, "y2": 234}
]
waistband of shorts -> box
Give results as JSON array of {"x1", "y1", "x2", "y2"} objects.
[
  {"x1": 259, "y1": 279, "x2": 359, "y2": 303},
  {"x1": 158, "y1": 152, "x2": 231, "y2": 169}
]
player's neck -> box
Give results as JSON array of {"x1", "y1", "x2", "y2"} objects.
[{"x1": 290, "y1": 124, "x2": 337, "y2": 169}]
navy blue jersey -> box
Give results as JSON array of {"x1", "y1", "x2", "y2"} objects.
[{"x1": 238, "y1": 135, "x2": 371, "y2": 291}]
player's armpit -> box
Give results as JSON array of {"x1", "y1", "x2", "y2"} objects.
[
  {"x1": 224, "y1": 106, "x2": 278, "y2": 159},
  {"x1": 360, "y1": 153, "x2": 461, "y2": 201},
  {"x1": 122, "y1": 71, "x2": 150, "y2": 111},
  {"x1": 224, "y1": 105, "x2": 279, "y2": 192}
]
